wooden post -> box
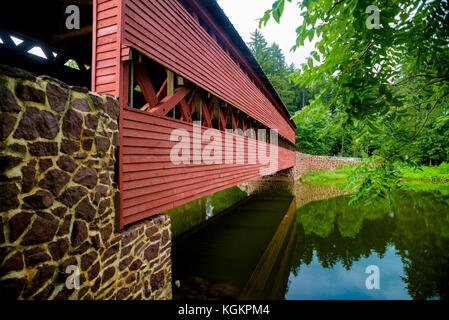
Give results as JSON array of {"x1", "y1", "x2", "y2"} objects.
[
  {"x1": 167, "y1": 70, "x2": 174, "y2": 96},
  {"x1": 194, "y1": 91, "x2": 202, "y2": 123},
  {"x1": 213, "y1": 97, "x2": 220, "y2": 129}
]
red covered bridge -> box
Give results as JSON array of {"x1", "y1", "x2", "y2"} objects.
[{"x1": 1, "y1": 0, "x2": 296, "y2": 228}]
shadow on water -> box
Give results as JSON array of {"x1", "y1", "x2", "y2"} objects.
[
  {"x1": 172, "y1": 190, "x2": 296, "y2": 299},
  {"x1": 171, "y1": 182, "x2": 449, "y2": 300}
]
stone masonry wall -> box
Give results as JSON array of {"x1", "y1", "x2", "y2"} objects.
[
  {"x1": 295, "y1": 152, "x2": 358, "y2": 178},
  {"x1": 0, "y1": 65, "x2": 171, "y2": 300}
]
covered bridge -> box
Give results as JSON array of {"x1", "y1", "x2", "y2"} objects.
[{"x1": 0, "y1": 0, "x2": 296, "y2": 228}]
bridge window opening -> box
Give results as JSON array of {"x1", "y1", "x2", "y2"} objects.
[
  {"x1": 0, "y1": 0, "x2": 93, "y2": 88},
  {"x1": 129, "y1": 54, "x2": 167, "y2": 110},
  {"x1": 127, "y1": 50, "x2": 291, "y2": 148},
  {"x1": 225, "y1": 105, "x2": 232, "y2": 129}
]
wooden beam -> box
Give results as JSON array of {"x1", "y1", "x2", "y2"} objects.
[
  {"x1": 194, "y1": 91, "x2": 202, "y2": 121},
  {"x1": 40, "y1": 45, "x2": 55, "y2": 62},
  {"x1": 166, "y1": 70, "x2": 174, "y2": 96},
  {"x1": 148, "y1": 86, "x2": 192, "y2": 117},
  {"x1": 15, "y1": 40, "x2": 35, "y2": 52},
  {"x1": 242, "y1": 117, "x2": 247, "y2": 132},
  {"x1": 0, "y1": 31, "x2": 15, "y2": 48},
  {"x1": 187, "y1": 91, "x2": 196, "y2": 115},
  {"x1": 184, "y1": 0, "x2": 295, "y2": 127},
  {"x1": 202, "y1": 100, "x2": 213, "y2": 128},
  {"x1": 208, "y1": 98, "x2": 215, "y2": 116},
  {"x1": 232, "y1": 110, "x2": 238, "y2": 130},
  {"x1": 74, "y1": 58, "x2": 87, "y2": 71},
  {"x1": 54, "y1": 26, "x2": 92, "y2": 41},
  {"x1": 219, "y1": 107, "x2": 227, "y2": 131},
  {"x1": 179, "y1": 98, "x2": 192, "y2": 123},
  {"x1": 213, "y1": 97, "x2": 220, "y2": 128},
  {"x1": 54, "y1": 42, "x2": 72, "y2": 65},
  {"x1": 156, "y1": 79, "x2": 167, "y2": 102},
  {"x1": 135, "y1": 62, "x2": 158, "y2": 109}
]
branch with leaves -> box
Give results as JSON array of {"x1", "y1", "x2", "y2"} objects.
[{"x1": 259, "y1": 0, "x2": 449, "y2": 202}]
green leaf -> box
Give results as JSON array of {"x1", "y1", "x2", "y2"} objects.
[
  {"x1": 307, "y1": 57, "x2": 313, "y2": 68},
  {"x1": 311, "y1": 50, "x2": 320, "y2": 62},
  {"x1": 307, "y1": 29, "x2": 315, "y2": 42},
  {"x1": 272, "y1": 0, "x2": 285, "y2": 23}
]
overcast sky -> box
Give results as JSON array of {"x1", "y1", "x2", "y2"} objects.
[{"x1": 217, "y1": 0, "x2": 316, "y2": 68}]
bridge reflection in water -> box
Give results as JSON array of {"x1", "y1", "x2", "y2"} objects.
[
  {"x1": 172, "y1": 181, "x2": 449, "y2": 300},
  {"x1": 170, "y1": 180, "x2": 349, "y2": 300},
  {"x1": 172, "y1": 191, "x2": 297, "y2": 300},
  {"x1": 170, "y1": 179, "x2": 349, "y2": 300}
]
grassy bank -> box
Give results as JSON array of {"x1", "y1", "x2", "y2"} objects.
[
  {"x1": 301, "y1": 165, "x2": 354, "y2": 184},
  {"x1": 301, "y1": 162, "x2": 449, "y2": 184}
]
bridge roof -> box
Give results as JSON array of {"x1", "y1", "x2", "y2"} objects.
[{"x1": 182, "y1": 0, "x2": 296, "y2": 130}]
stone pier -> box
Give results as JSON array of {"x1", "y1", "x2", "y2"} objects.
[{"x1": 0, "y1": 65, "x2": 171, "y2": 300}]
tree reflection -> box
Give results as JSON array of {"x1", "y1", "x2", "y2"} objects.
[{"x1": 291, "y1": 190, "x2": 449, "y2": 300}]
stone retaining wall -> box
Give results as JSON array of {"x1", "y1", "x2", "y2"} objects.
[
  {"x1": 244, "y1": 151, "x2": 358, "y2": 195},
  {"x1": 0, "y1": 65, "x2": 171, "y2": 300},
  {"x1": 295, "y1": 152, "x2": 358, "y2": 178}
]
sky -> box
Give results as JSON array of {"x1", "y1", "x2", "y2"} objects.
[{"x1": 217, "y1": 0, "x2": 316, "y2": 68}]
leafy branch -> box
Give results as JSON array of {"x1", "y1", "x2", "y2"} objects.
[
  {"x1": 326, "y1": 0, "x2": 346, "y2": 16},
  {"x1": 386, "y1": 91, "x2": 449, "y2": 161}
]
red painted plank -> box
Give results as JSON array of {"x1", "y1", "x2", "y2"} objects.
[
  {"x1": 98, "y1": 1, "x2": 118, "y2": 12},
  {"x1": 96, "y1": 82, "x2": 116, "y2": 93},
  {"x1": 96, "y1": 74, "x2": 116, "y2": 85},
  {"x1": 135, "y1": 62, "x2": 158, "y2": 108},
  {"x1": 96, "y1": 66, "x2": 116, "y2": 77},
  {"x1": 125, "y1": 8, "x2": 274, "y2": 131},
  {"x1": 98, "y1": 7, "x2": 118, "y2": 20},
  {"x1": 120, "y1": 108, "x2": 295, "y2": 225},
  {"x1": 96, "y1": 50, "x2": 117, "y2": 61},
  {"x1": 121, "y1": 0, "x2": 295, "y2": 142},
  {"x1": 97, "y1": 25, "x2": 118, "y2": 37},
  {"x1": 97, "y1": 16, "x2": 118, "y2": 29},
  {"x1": 92, "y1": 1, "x2": 297, "y2": 226},
  {"x1": 148, "y1": 86, "x2": 192, "y2": 116}
]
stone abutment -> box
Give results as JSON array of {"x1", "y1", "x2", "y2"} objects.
[{"x1": 0, "y1": 65, "x2": 171, "y2": 300}]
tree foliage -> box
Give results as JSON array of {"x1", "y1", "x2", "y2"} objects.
[
  {"x1": 292, "y1": 189, "x2": 449, "y2": 299},
  {"x1": 248, "y1": 30, "x2": 296, "y2": 112},
  {"x1": 261, "y1": 0, "x2": 449, "y2": 202}
]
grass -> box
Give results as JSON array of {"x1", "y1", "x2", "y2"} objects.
[
  {"x1": 399, "y1": 162, "x2": 449, "y2": 182},
  {"x1": 301, "y1": 165, "x2": 354, "y2": 184},
  {"x1": 301, "y1": 162, "x2": 449, "y2": 184},
  {"x1": 398, "y1": 180, "x2": 449, "y2": 194}
]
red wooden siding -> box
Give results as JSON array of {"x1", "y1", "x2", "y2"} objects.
[
  {"x1": 91, "y1": 0, "x2": 297, "y2": 227},
  {"x1": 121, "y1": 0, "x2": 295, "y2": 143},
  {"x1": 92, "y1": 0, "x2": 121, "y2": 96},
  {"x1": 121, "y1": 107, "x2": 295, "y2": 226}
]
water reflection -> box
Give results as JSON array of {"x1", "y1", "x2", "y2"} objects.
[
  {"x1": 285, "y1": 245, "x2": 410, "y2": 299},
  {"x1": 165, "y1": 186, "x2": 247, "y2": 238},
  {"x1": 172, "y1": 193, "x2": 295, "y2": 299},
  {"x1": 171, "y1": 182, "x2": 449, "y2": 300},
  {"x1": 288, "y1": 188, "x2": 449, "y2": 300}
]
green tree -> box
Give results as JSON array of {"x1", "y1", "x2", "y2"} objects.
[
  {"x1": 261, "y1": 0, "x2": 449, "y2": 202},
  {"x1": 248, "y1": 30, "x2": 295, "y2": 108}
]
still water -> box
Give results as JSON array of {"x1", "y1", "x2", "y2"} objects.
[{"x1": 171, "y1": 182, "x2": 449, "y2": 300}]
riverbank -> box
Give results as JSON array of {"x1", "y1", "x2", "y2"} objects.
[{"x1": 301, "y1": 162, "x2": 449, "y2": 184}]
